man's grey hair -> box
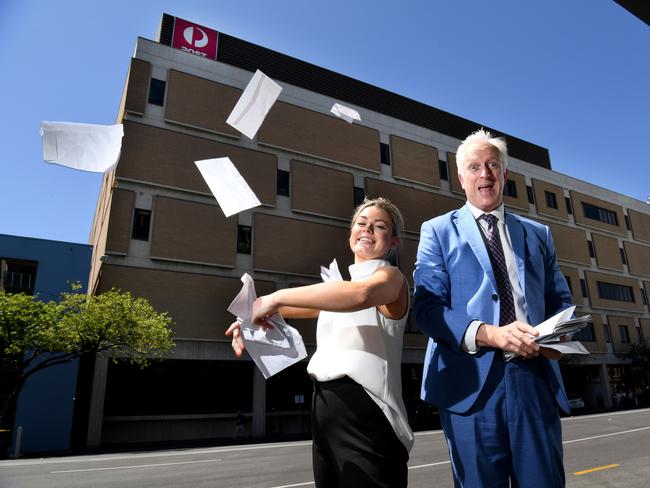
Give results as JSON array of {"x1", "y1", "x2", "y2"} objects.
[{"x1": 456, "y1": 128, "x2": 509, "y2": 177}]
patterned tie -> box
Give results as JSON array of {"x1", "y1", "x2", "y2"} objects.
[{"x1": 481, "y1": 214, "x2": 516, "y2": 325}]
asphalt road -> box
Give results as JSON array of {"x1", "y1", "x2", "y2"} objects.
[{"x1": 1, "y1": 408, "x2": 648, "y2": 488}]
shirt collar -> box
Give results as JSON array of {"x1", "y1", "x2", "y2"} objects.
[{"x1": 467, "y1": 202, "x2": 505, "y2": 223}]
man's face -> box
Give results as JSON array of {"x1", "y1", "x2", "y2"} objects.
[{"x1": 458, "y1": 143, "x2": 508, "y2": 212}]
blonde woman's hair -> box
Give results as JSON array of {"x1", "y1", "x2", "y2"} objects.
[{"x1": 350, "y1": 197, "x2": 404, "y2": 263}]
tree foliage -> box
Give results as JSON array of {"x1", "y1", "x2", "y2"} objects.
[
  {"x1": 0, "y1": 288, "x2": 175, "y2": 430},
  {"x1": 627, "y1": 343, "x2": 650, "y2": 370}
]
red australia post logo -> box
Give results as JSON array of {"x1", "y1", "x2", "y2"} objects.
[{"x1": 172, "y1": 17, "x2": 218, "y2": 60}]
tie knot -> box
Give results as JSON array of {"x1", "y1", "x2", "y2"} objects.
[{"x1": 481, "y1": 213, "x2": 498, "y2": 226}]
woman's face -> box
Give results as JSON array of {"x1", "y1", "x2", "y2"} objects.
[{"x1": 349, "y1": 206, "x2": 398, "y2": 263}]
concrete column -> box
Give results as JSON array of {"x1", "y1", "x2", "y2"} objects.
[
  {"x1": 86, "y1": 355, "x2": 109, "y2": 448},
  {"x1": 251, "y1": 368, "x2": 266, "y2": 437},
  {"x1": 599, "y1": 363, "x2": 613, "y2": 410}
]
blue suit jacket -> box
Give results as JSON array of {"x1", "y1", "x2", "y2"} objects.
[{"x1": 413, "y1": 204, "x2": 572, "y2": 414}]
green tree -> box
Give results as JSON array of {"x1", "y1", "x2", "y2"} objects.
[
  {"x1": 0, "y1": 288, "x2": 175, "y2": 447},
  {"x1": 627, "y1": 343, "x2": 650, "y2": 379}
]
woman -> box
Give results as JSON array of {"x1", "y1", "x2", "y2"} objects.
[{"x1": 226, "y1": 197, "x2": 413, "y2": 488}]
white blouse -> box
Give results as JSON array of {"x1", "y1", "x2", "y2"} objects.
[{"x1": 307, "y1": 259, "x2": 414, "y2": 452}]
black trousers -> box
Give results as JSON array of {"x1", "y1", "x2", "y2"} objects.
[{"x1": 312, "y1": 376, "x2": 408, "y2": 488}]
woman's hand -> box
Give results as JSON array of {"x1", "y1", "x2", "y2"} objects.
[
  {"x1": 252, "y1": 295, "x2": 279, "y2": 327},
  {"x1": 225, "y1": 320, "x2": 245, "y2": 357}
]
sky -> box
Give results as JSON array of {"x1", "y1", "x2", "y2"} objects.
[{"x1": 0, "y1": 0, "x2": 648, "y2": 245}]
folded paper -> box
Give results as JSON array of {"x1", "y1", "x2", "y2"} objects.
[
  {"x1": 505, "y1": 306, "x2": 591, "y2": 361},
  {"x1": 226, "y1": 70, "x2": 282, "y2": 139},
  {"x1": 228, "y1": 273, "x2": 307, "y2": 378},
  {"x1": 195, "y1": 157, "x2": 261, "y2": 217},
  {"x1": 330, "y1": 103, "x2": 361, "y2": 123},
  {"x1": 40, "y1": 121, "x2": 124, "y2": 173}
]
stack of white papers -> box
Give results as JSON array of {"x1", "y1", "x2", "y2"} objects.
[
  {"x1": 40, "y1": 121, "x2": 124, "y2": 173},
  {"x1": 330, "y1": 103, "x2": 361, "y2": 123},
  {"x1": 226, "y1": 69, "x2": 282, "y2": 140},
  {"x1": 228, "y1": 274, "x2": 307, "y2": 379},
  {"x1": 505, "y1": 306, "x2": 591, "y2": 361},
  {"x1": 194, "y1": 157, "x2": 261, "y2": 217}
]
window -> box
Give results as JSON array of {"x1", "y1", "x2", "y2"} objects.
[
  {"x1": 597, "y1": 281, "x2": 635, "y2": 302},
  {"x1": 277, "y1": 170, "x2": 290, "y2": 196},
  {"x1": 504, "y1": 180, "x2": 518, "y2": 198},
  {"x1": 148, "y1": 78, "x2": 166, "y2": 106},
  {"x1": 237, "y1": 225, "x2": 252, "y2": 254},
  {"x1": 624, "y1": 215, "x2": 631, "y2": 231},
  {"x1": 619, "y1": 325, "x2": 630, "y2": 343},
  {"x1": 580, "y1": 278, "x2": 589, "y2": 298},
  {"x1": 604, "y1": 324, "x2": 611, "y2": 343},
  {"x1": 587, "y1": 240, "x2": 595, "y2": 258},
  {"x1": 565, "y1": 197, "x2": 573, "y2": 215},
  {"x1": 405, "y1": 309, "x2": 421, "y2": 334},
  {"x1": 544, "y1": 191, "x2": 558, "y2": 209},
  {"x1": 620, "y1": 248, "x2": 627, "y2": 265},
  {"x1": 564, "y1": 275, "x2": 573, "y2": 295},
  {"x1": 573, "y1": 322, "x2": 595, "y2": 342},
  {"x1": 1, "y1": 259, "x2": 37, "y2": 295},
  {"x1": 636, "y1": 326, "x2": 645, "y2": 344},
  {"x1": 438, "y1": 160, "x2": 448, "y2": 181},
  {"x1": 582, "y1": 202, "x2": 619, "y2": 226},
  {"x1": 131, "y1": 209, "x2": 151, "y2": 241},
  {"x1": 642, "y1": 288, "x2": 648, "y2": 305},
  {"x1": 380, "y1": 143, "x2": 391, "y2": 165},
  {"x1": 526, "y1": 185, "x2": 535, "y2": 205},
  {"x1": 353, "y1": 187, "x2": 365, "y2": 207}
]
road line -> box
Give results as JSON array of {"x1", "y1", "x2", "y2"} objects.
[
  {"x1": 408, "y1": 460, "x2": 451, "y2": 470},
  {"x1": 563, "y1": 426, "x2": 650, "y2": 444},
  {"x1": 414, "y1": 430, "x2": 444, "y2": 437},
  {"x1": 574, "y1": 463, "x2": 620, "y2": 475},
  {"x1": 561, "y1": 408, "x2": 650, "y2": 421},
  {"x1": 50, "y1": 458, "x2": 221, "y2": 473},
  {"x1": 2, "y1": 441, "x2": 313, "y2": 467},
  {"x1": 269, "y1": 482, "x2": 314, "y2": 488}
]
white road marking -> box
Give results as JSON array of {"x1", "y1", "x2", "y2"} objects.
[
  {"x1": 408, "y1": 460, "x2": 451, "y2": 469},
  {"x1": 2, "y1": 441, "x2": 313, "y2": 467},
  {"x1": 51, "y1": 458, "x2": 221, "y2": 474},
  {"x1": 563, "y1": 426, "x2": 650, "y2": 444},
  {"x1": 269, "y1": 482, "x2": 314, "y2": 488}
]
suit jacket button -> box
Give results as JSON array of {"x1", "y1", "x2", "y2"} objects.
[{"x1": 491, "y1": 294, "x2": 498, "y2": 301}]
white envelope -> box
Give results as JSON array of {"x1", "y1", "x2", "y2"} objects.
[
  {"x1": 330, "y1": 103, "x2": 361, "y2": 123},
  {"x1": 226, "y1": 70, "x2": 282, "y2": 139},
  {"x1": 195, "y1": 157, "x2": 261, "y2": 217},
  {"x1": 40, "y1": 121, "x2": 124, "y2": 173},
  {"x1": 540, "y1": 341, "x2": 589, "y2": 355}
]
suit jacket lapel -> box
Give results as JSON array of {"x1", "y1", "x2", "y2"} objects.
[
  {"x1": 457, "y1": 205, "x2": 496, "y2": 288},
  {"x1": 505, "y1": 211, "x2": 526, "y2": 295}
]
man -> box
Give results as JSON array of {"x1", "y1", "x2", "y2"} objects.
[{"x1": 413, "y1": 129, "x2": 573, "y2": 487}]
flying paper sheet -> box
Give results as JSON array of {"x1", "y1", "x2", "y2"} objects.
[
  {"x1": 226, "y1": 70, "x2": 282, "y2": 139},
  {"x1": 228, "y1": 273, "x2": 307, "y2": 379},
  {"x1": 194, "y1": 157, "x2": 261, "y2": 217},
  {"x1": 40, "y1": 121, "x2": 124, "y2": 173},
  {"x1": 330, "y1": 103, "x2": 361, "y2": 123}
]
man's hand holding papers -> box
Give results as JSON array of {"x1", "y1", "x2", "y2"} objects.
[{"x1": 504, "y1": 306, "x2": 591, "y2": 361}]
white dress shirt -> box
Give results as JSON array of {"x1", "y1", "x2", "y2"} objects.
[{"x1": 462, "y1": 203, "x2": 528, "y2": 353}]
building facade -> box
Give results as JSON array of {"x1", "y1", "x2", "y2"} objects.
[
  {"x1": 0, "y1": 234, "x2": 92, "y2": 454},
  {"x1": 86, "y1": 14, "x2": 650, "y2": 448}
]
